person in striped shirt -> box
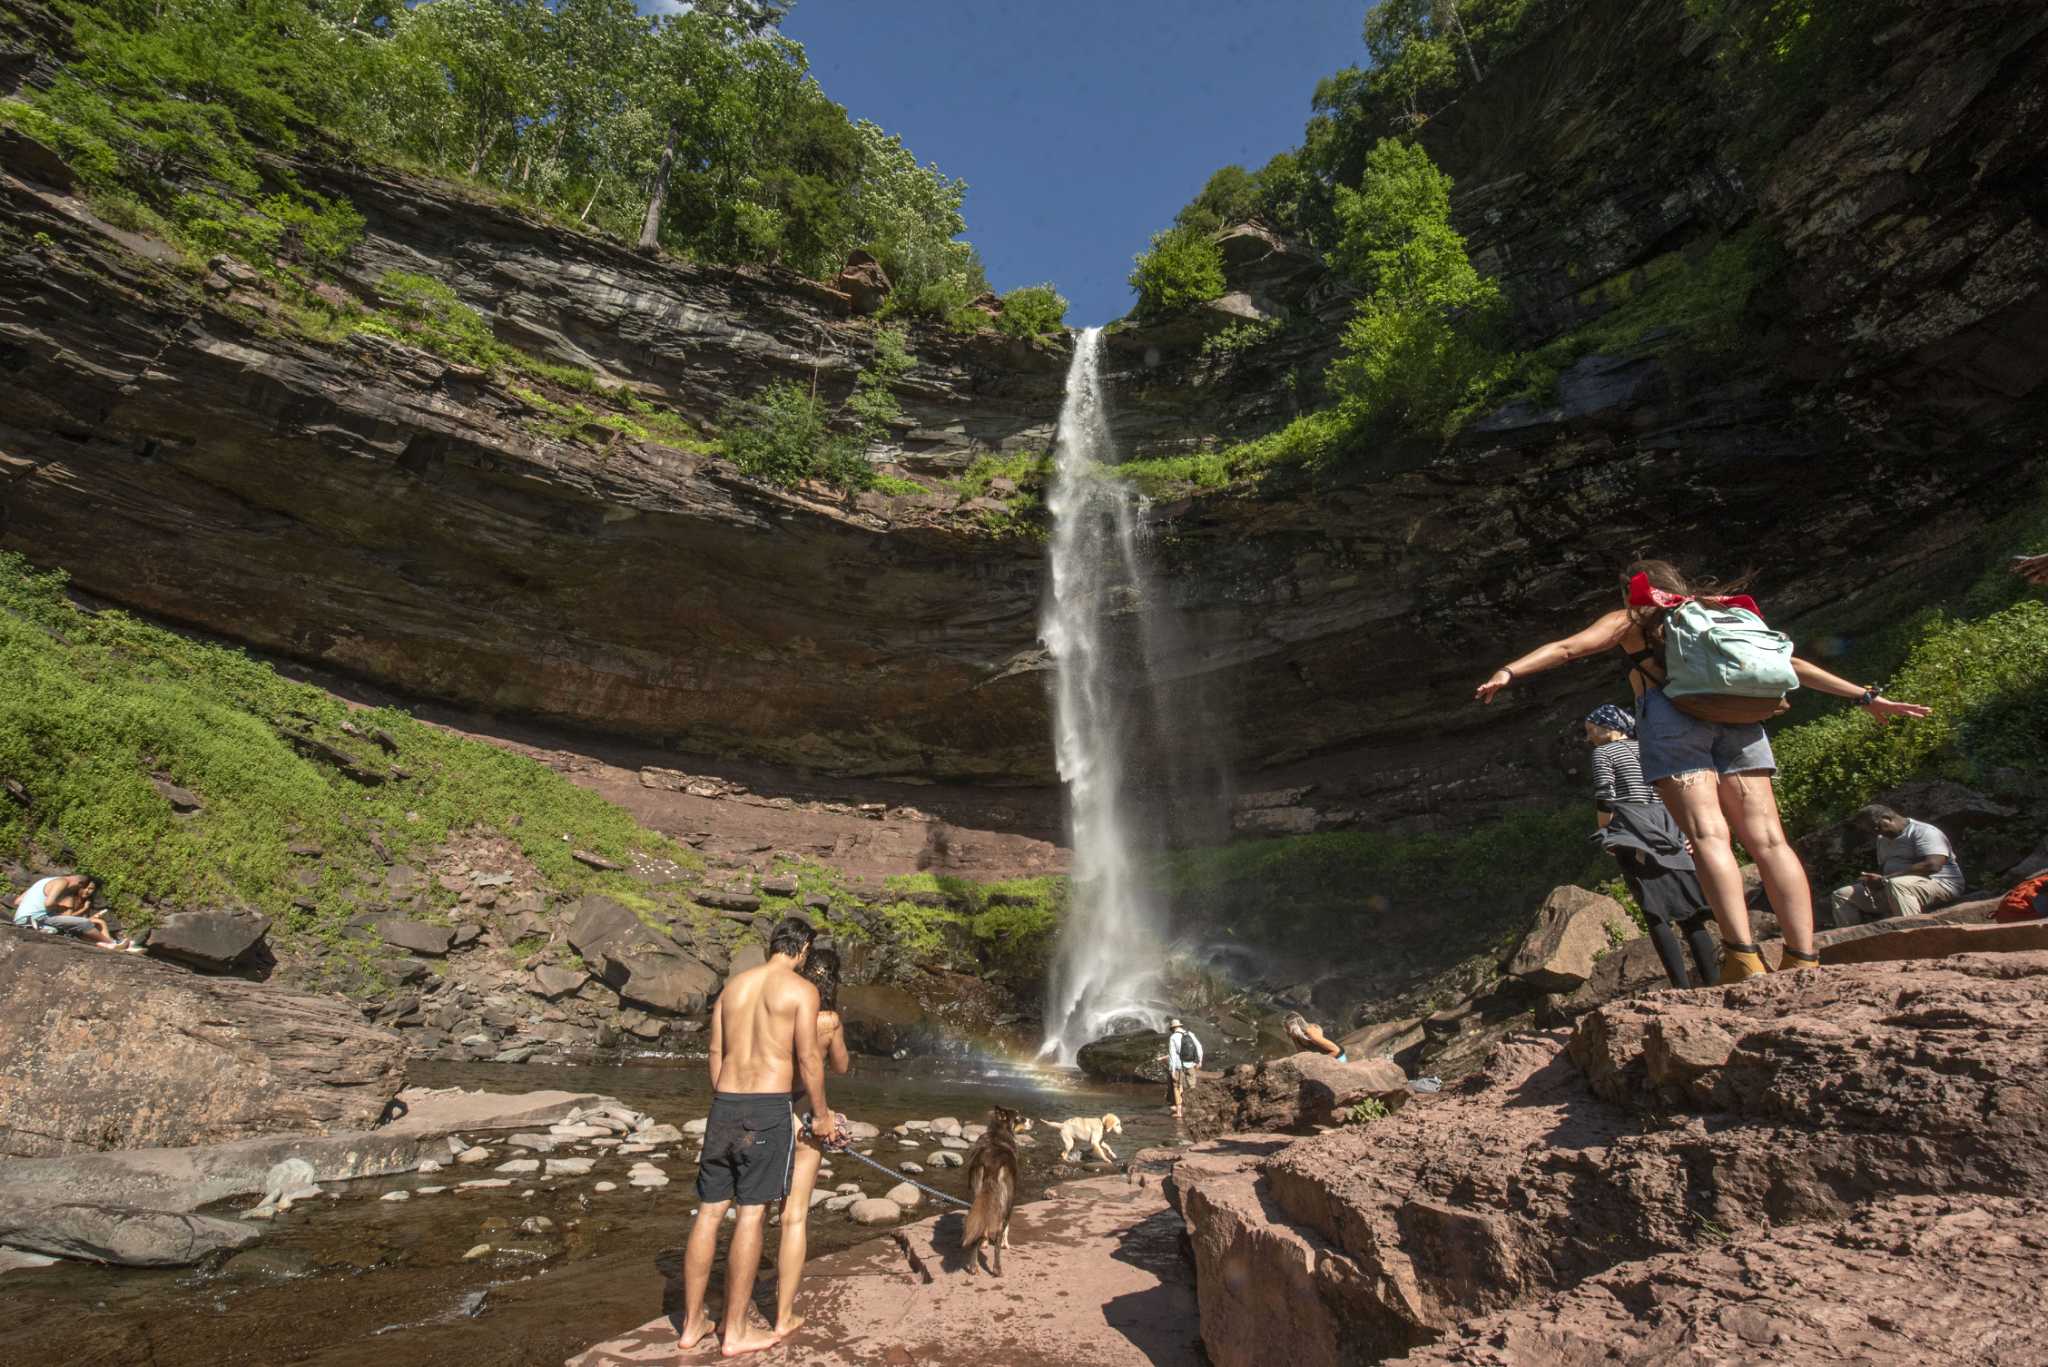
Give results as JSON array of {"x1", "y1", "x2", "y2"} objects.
[{"x1": 1584, "y1": 705, "x2": 1720, "y2": 988}]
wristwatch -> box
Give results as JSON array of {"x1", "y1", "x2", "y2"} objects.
[{"x1": 1857, "y1": 684, "x2": 1881, "y2": 706}]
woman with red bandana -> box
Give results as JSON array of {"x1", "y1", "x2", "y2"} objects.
[{"x1": 1473, "y1": 560, "x2": 1931, "y2": 982}]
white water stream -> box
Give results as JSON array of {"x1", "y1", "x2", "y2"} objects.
[{"x1": 1038, "y1": 327, "x2": 1175, "y2": 1063}]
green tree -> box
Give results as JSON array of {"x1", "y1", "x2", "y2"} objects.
[
  {"x1": 995, "y1": 284, "x2": 1069, "y2": 339},
  {"x1": 1129, "y1": 226, "x2": 1227, "y2": 319},
  {"x1": 1323, "y1": 139, "x2": 1503, "y2": 433}
]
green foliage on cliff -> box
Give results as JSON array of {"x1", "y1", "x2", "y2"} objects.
[
  {"x1": 1325, "y1": 139, "x2": 1505, "y2": 434},
  {"x1": 994, "y1": 285, "x2": 1070, "y2": 340},
  {"x1": 1773, "y1": 600, "x2": 2048, "y2": 831},
  {"x1": 0, "y1": 553, "x2": 685, "y2": 946},
  {"x1": 1129, "y1": 226, "x2": 1228, "y2": 319},
  {"x1": 15, "y1": 0, "x2": 977, "y2": 286},
  {"x1": 877, "y1": 873, "x2": 1065, "y2": 983},
  {"x1": 720, "y1": 383, "x2": 869, "y2": 491}
]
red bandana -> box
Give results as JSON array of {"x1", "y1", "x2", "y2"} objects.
[{"x1": 1626, "y1": 573, "x2": 1761, "y2": 619}]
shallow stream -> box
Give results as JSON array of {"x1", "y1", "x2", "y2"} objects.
[{"x1": 2, "y1": 1057, "x2": 1183, "y2": 1366}]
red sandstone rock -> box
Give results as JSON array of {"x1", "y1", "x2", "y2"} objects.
[
  {"x1": 1184, "y1": 1050, "x2": 1409, "y2": 1140},
  {"x1": 1168, "y1": 954, "x2": 2048, "y2": 1367}
]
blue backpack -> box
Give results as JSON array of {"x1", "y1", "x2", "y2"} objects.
[{"x1": 1659, "y1": 600, "x2": 1799, "y2": 724}]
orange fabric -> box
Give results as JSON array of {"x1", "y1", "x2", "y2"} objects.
[{"x1": 1995, "y1": 872, "x2": 2048, "y2": 923}]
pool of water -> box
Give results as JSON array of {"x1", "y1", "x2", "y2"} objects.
[{"x1": 0, "y1": 1057, "x2": 1187, "y2": 1367}]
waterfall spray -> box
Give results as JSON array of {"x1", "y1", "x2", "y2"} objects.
[{"x1": 1038, "y1": 327, "x2": 1173, "y2": 1064}]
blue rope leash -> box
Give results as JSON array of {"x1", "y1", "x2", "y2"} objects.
[{"x1": 803, "y1": 1115, "x2": 972, "y2": 1209}]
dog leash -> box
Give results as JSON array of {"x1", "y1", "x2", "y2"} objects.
[{"x1": 802, "y1": 1115, "x2": 972, "y2": 1209}]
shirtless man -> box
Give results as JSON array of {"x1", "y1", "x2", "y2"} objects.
[{"x1": 678, "y1": 916, "x2": 841, "y2": 1358}]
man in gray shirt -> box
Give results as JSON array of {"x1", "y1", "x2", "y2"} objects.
[{"x1": 1829, "y1": 804, "x2": 1966, "y2": 927}]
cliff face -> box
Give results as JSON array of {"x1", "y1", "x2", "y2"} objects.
[
  {"x1": 0, "y1": 163, "x2": 1060, "y2": 781},
  {"x1": 2, "y1": 0, "x2": 2044, "y2": 820}
]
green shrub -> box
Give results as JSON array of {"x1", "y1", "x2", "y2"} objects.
[
  {"x1": 994, "y1": 284, "x2": 1069, "y2": 339},
  {"x1": 1129, "y1": 226, "x2": 1227, "y2": 318},
  {"x1": 1199, "y1": 317, "x2": 1281, "y2": 360},
  {"x1": 1773, "y1": 600, "x2": 2048, "y2": 829},
  {"x1": 357, "y1": 270, "x2": 512, "y2": 370},
  {"x1": 719, "y1": 382, "x2": 870, "y2": 490}
]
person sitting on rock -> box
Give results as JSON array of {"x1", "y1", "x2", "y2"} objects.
[
  {"x1": 1829, "y1": 804, "x2": 1965, "y2": 927},
  {"x1": 1283, "y1": 1012, "x2": 1348, "y2": 1062},
  {"x1": 1584, "y1": 704, "x2": 1719, "y2": 989},
  {"x1": 8, "y1": 875, "x2": 137, "y2": 951}
]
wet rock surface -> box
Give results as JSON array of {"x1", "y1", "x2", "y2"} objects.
[{"x1": 1183, "y1": 1051, "x2": 1410, "y2": 1140}]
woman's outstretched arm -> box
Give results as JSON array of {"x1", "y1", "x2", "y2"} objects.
[
  {"x1": 1474, "y1": 609, "x2": 1633, "y2": 704},
  {"x1": 1790, "y1": 657, "x2": 1932, "y2": 723}
]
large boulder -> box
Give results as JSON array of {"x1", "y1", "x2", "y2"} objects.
[
  {"x1": 1183, "y1": 1052, "x2": 1409, "y2": 1140},
  {"x1": 566, "y1": 895, "x2": 661, "y2": 960},
  {"x1": 144, "y1": 909, "x2": 271, "y2": 972},
  {"x1": 1506, "y1": 885, "x2": 1639, "y2": 992},
  {"x1": 600, "y1": 949, "x2": 720, "y2": 1016},
  {"x1": 831, "y1": 249, "x2": 892, "y2": 315},
  {"x1": 1076, "y1": 1029, "x2": 1169, "y2": 1084},
  {"x1": 0, "y1": 1194, "x2": 262, "y2": 1267},
  {"x1": 0, "y1": 931, "x2": 407, "y2": 1157}
]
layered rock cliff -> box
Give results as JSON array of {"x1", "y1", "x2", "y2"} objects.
[{"x1": 2, "y1": 0, "x2": 2044, "y2": 831}]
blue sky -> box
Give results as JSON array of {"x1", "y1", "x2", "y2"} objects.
[{"x1": 772, "y1": 2, "x2": 1367, "y2": 325}]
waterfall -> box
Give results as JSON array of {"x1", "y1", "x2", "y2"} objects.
[{"x1": 1038, "y1": 327, "x2": 1174, "y2": 1064}]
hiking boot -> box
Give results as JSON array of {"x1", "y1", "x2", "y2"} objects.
[
  {"x1": 1719, "y1": 943, "x2": 1769, "y2": 983},
  {"x1": 1778, "y1": 947, "x2": 1821, "y2": 972}
]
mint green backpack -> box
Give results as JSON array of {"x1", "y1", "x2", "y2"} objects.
[{"x1": 1660, "y1": 600, "x2": 1799, "y2": 723}]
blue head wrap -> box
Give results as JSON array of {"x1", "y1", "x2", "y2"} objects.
[{"x1": 1585, "y1": 703, "x2": 1636, "y2": 738}]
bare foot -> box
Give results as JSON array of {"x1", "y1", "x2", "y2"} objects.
[
  {"x1": 676, "y1": 1312, "x2": 717, "y2": 1352},
  {"x1": 770, "y1": 1315, "x2": 804, "y2": 1343},
  {"x1": 719, "y1": 1323, "x2": 781, "y2": 1359}
]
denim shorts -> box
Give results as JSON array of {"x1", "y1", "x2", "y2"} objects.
[{"x1": 1635, "y1": 688, "x2": 1776, "y2": 784}]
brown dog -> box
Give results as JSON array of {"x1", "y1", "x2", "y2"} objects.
[{"x1": 961, "y1": 1105, "x2": 1021, "y2": 1275}]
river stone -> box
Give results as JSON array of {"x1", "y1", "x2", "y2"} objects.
[
  {"x1": 638, "y1": 1123, "x2": 683, "y2": 1144},
  {"x1": 143, "y1": 909, "x2": 271, "y2": 971},
  {"x1": 842, "y1": 1120, "x2": 880, "y2": 1142},
  {"x1": 941, "y1": 1137, "x2": 969, "y2": 1150},
  {"x1": 593, "y1": 1181, "x2": 617, "y2": 1193},
  {"x1": 849, "y1": 1198, "x2": 901, "y2": 1225},
  {"x1": 505, "y1": 1134, "x2": 557, "y2": 1151},
  {"x1": 458, "y1": 1179, "x2": 513, "y2": 1191},
  {"x1": 0, "y1": 1194, "x2": 262, "y2": 1267},
  {"x1": 809, "y1": 1189, "x2": 830, "y2": 1207},
  {"x1": 495, "y1": 1159, "x2": 539, "y2": 1174},
  {"x1": 416, "y1": 1186, "x2": 447, "y2": 1195},
  {"x1": 545, "y1": 1157, "x2": 595, "y2": 1176},
  {"x1": 902, "y1": 1120, "x2": 931, "y2": 1132},
  {"x1": 380, "y1": 1190, "x2": 410, "y2": 1202},
  {"x1": 835, "y1": 1183, "x2": 862, "y2": 1196},
  {"x1": 682, "y1": 1118, "x2": 708, "y2": 1136},
  {"x1": 961, "y1": 1125, "x2": 986, "y2": 1142},
  {"x1": 463, "y1": 1243, "x2": 492, "y2": 1260},
  {"x1": 824, "y1": 1194, "x2": 860, "y2": 1212},
  {"x1": 378, "y1": 919, "x2": 456, "y2": 957},
  {"x1": 455, "y1": 1147, "x2": 490, "y2": 1165},
  {"x1": 927, "y1": 1151, "x2": 963, "y2": 1169},
  {"x1": 930, "y1": 1117, "x2": 962, "y2": 1137},
  {"x1": 886, "y1": 1182, "x2": 921, "y2": 1208},
  {"x1": 899, "y1": 1161, "x2": 924, "y2": 1174},
  {"x1": 417, "y1": 1159, "x2": 442, "y2": 1174}
]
